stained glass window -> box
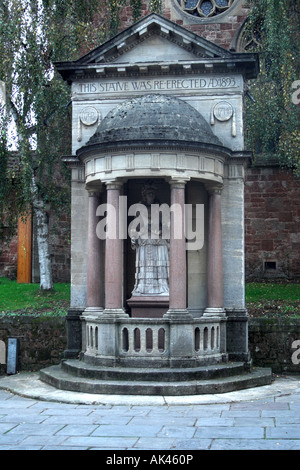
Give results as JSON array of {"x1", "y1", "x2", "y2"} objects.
[
  {"x1": 201, "y1": 1, "x2": 214, "y2": 16},
  {"x1": 178, "y1": 0, "x2": 235, "y2": 18},
  {"x1": 215, "y1": 0, "x2": 228, "y2": 7}
]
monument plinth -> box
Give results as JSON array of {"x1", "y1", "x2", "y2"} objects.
[
  {"x1": 127, "y1": 295, "x2": 169, "y2": 318},
  {"x1": 40, "y1": 13, "x2": 272, "y2": 395}
]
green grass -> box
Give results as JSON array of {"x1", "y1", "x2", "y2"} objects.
[
  {"x1": 245, "y1": 282, "x2": 300, "y2": 318},
  {"x1": 245, "y1": 283, "x2": 300, "y2": 302},
  {"x1": 0, "y1": 278, "x2": 70, "y2": 315},
  {"x1": 0, "y1": 278, "x2": 299, "y2": 317}
]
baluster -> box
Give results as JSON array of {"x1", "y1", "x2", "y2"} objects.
[
  {"x1": 140, "y1": 327, "x2": 147, "y2": 353},
  {"x1": 128, "y1": 327, "x2": 135, "y2": 354},
  {"x1": 207, "y1": 327, "x2": 211, "y2": 351},
  {"x1": 86, "y1": 325, "x2": 89, "y2": 349},
  {"x1": 165, "y1": 326, "x2": 169, "y2": 353}
]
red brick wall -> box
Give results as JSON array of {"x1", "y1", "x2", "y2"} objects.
[
  {"x1": 165, "y1": 0, "x2": 249, "y2": 50},
  {"x1": 115, "y1": 0, "x2": 249, "y2": 51},
  {"x1": 0, "y1": 237, "x2": 18, "y2": 279},
  {"x1": 245, "y1": 166, "x2": 300, "y2": 280}
]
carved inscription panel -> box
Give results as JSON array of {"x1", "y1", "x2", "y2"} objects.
[{"x1": 73, "y1": 75, "x2": 242, "y2": 98}]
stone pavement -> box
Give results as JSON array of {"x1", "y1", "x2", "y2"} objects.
[{"x1": 0, "y1": 372, "x2": 300, "y2": 450}]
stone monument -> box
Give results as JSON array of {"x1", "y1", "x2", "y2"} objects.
[{"x1": 40, "y1": 13, "x2": 272, "y2": 395}]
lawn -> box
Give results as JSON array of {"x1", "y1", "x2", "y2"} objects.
[
  {"x1": 245, "y1": 282, "x2": 300, "y2": 318},
  {"x1": 0, "y1": 277, "x2": 299, "y2": 317},
  {"x1": 0, "y1": 278, "x2": 70, "y2": 315}
]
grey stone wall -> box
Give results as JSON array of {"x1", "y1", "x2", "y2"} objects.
[
  {"x1": 0, "y1": 315, "x2": 67, "y2": 372},
  {"x1": 1, "y1": 315, "x2": 300, "y2": 374},
  {"x1": 248, "y1": 318, "x2": 300, "y2": 374}
]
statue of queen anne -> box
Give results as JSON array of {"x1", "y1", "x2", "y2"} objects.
[{"x1": 130, "y1": 182, "x2": 170, "y2": 296}]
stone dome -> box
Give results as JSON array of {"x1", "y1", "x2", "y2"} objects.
[{"x1": 87, "y1": 94, "x2": 222, "y2": 147}]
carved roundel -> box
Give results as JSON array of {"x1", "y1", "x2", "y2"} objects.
[{"x1": 177, "y1": 0, "x2": 235, "y2": 19}]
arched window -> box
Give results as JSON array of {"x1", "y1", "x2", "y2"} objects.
[{"x1": 177, "y1": 0, "x2": 235, "y2": 19}]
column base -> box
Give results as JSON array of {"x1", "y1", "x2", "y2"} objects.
[
  {"x1": 103, "y1": 308, "x2": 129, "y2": 318},
  {"x1": 83, "y1": 307, "x2": 104, "y2": 316},
  {"x1": 164, "y1": 308, "x2": 194, "y2": 320},
  {"x1": 203, "y1": 307, "x2": 226, "y2": 317}
]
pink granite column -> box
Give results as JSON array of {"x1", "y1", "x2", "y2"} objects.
[
  {"x1": 166, "y1": 180, "x2": 190, "y2": 316},
  {"x1": 86, "y1": 190, "x2": 103, "y2": 313},
  {"x1": 204, "y1": 185, "x2": 225, "y2": 316},
  {"x1": 104, "y1": 181, "x2": 126, "y2": 316}
]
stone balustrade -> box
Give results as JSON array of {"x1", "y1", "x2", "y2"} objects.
[{"x1": 83, "y1": 316, "x2": 226, "y2": 368}]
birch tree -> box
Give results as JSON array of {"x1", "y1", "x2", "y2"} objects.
[{"x1": 0, "y1": 0, "x2": 105, "y2": 290}]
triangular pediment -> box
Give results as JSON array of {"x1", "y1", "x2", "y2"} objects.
[
  {"x1": 55, "y1": 13, "x2": 259, "y2": 81},
  {"x1": 75, "y1": 13, "x2": 232, "y2": 66},
  {"x1": 105, "y1": 32, "x2": 200, "y2": 64}
]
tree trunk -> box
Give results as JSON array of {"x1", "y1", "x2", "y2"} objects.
[{"x1": 31, "y1": 174, "x2": 54, "y2": 291}]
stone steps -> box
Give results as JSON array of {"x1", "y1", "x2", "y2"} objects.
[
  {"x1": 40, "y1": 361, "x2": 273, "y2": 396},
  {"x1": 61, "y1": 359, "x2": 245, "y2": 382}
]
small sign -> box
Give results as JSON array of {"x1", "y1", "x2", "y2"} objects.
[
  {"x1": 0, "y1": 81, "x2": 6, "y2": 106},
  {"x1": 0, "y1": 340, "x2": 6, "y2": 364},
  {"x1": 7, "y1": 338, "x2": 18, "y2": 375}
]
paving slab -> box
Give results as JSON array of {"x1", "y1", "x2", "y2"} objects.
[
  {"x1": 0, "y1": 373, "x2": 300, "y2": 450},
  {"x1": 0, "y1": 372, "x2": 299, "y2": 405}
]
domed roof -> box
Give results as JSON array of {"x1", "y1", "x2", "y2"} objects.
[{"x1": 86, "y1": 94, "x2": 222, "y2": 147}]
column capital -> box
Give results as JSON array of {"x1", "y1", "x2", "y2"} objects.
[
  {"x1": 86, "y1": 183, "x2": 102, "y2": 196},
  {"x1": 205, "y1": 182, "x2": 223, "y2": 195},
  {"x1": 87, "y1": 190, "x2": 101, "y2": 197},
  {"x1": 169, "y1": 176, "x2": 190, "y2": 189},
  {"x1": 105, "y1": 180, "x2": 123, "y2": 190}
]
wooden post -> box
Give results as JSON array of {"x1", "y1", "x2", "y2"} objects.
[{"x1": 17, "y1": 212, "x2": 32, "y2": 284}]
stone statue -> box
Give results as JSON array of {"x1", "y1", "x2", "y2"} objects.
[{"x1": 131, "y1": 182, "x2": 169, "y2": 296}]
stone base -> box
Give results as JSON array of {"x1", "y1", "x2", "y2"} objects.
[
  {"x1": 127, "y1": 295, "x2": 169, "y2": 318},
  {"x1": 40, "y1": 360, "x2": 273, "y2": 396}
]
